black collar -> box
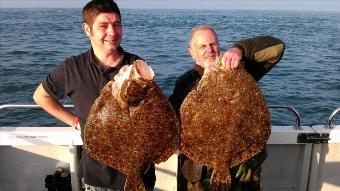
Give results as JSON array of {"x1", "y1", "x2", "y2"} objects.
[
  {"x1": 192, "y1": 64, "x2": 204, "y2": 76},
  {"x1": 88, "y1": 47, "x2": 125, "y2": 73}
]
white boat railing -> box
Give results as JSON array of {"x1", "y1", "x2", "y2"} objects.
[
  {"x1": 327, "y1": 107, "x2": 340, "y2": 129},
  {"x1": 1, "y1": 104, "x2": 302, "y2": 125},
  {"x1": 0, "y1": 104, "x2": 74, "y2": 109},
  {"x1": 1, "y1": 104, "x2": 340, "y2": 191},
  {"x1": 269, "y1": 105, "x2": 301, "y2": 129}
]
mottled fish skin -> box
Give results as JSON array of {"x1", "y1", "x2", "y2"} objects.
[
  {"x1": 180, "y1": 60, "x2": 271, "y2": 190},
  {"x1": 84, "y1": 61, "x2": 179, "y2": 191}
]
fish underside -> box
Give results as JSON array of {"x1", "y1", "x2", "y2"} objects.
[
  {"x1": 180, "y1": 67, "x2": 271, "y2": 191},
  {"x1": 84, "y1": 61, "x2": 179, "y2": 191}
]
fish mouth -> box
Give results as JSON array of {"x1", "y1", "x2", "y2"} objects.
[
  {"x1": 113, "y1": 60, "x2": 154, "y2": 83},
  {"x1": 133, "y1": 60, "x2": 154, "y2": 81},
  {"x1": 111, "y1": 60, "x2": 154, "y2": 103}
]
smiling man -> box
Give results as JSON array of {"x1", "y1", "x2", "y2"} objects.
[{"x1": 33, "y1": 0, "x2": 155, "y2": 190}]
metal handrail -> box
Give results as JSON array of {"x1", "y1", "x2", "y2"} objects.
[
  {"x1": 0, "y1": 104, "x2": 74, "y2": 110},
  {"x1": 269, "y1": 105, "x2": 301, "y2": 130},
  {"x1": 327, "y1": 107, "x2": 340, "y2": 129},
  {"x1": 1, "y1": 104, "x2": 302, "y2": 130}
]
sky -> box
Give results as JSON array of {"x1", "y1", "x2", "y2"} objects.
[{"x1": 1, "y1": 0, "x2": 340, "y2": 12}]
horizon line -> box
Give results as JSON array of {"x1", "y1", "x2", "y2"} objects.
[{"x1": 1, "y1": 0, "x2": 340, "y2": 12}]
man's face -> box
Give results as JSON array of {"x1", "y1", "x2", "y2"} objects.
[
  {"x1": 83, "y1": 13, "x2": 122, "y2": 53},
  {"x1": 189, "y1": 29, "x2": 220, "y2": 68}
]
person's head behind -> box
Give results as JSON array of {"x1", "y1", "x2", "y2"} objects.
[
  {"x1": 188, "y1": 25, "x2": 220, "y2": 69},
  {"x1": 82, "y1": 0, "x2": 121, "y2": 27}
]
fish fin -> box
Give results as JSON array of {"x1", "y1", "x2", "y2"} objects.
[{"x1": 124, "y1": 175, "x2": 145, "y2": 191}]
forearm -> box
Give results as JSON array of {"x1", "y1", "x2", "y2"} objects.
[
  {"x1": 233, "y1": 36, "x2": 285, "y2": 63},
  {"x1": 33, "y1": 83, "x2": 77, "y2": 127},
  {"x1": 233, "y1": 36, "x2": 285, "y2": 81}
]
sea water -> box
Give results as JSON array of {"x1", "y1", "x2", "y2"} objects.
[{"x1": 0, "y1": 8, "x2": 339, "y2": 127}]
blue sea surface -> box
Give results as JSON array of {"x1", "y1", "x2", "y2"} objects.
[{"x1": 0, "y1": 8, "x2": 339, "y2": 127}]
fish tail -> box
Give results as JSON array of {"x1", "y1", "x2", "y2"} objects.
[{"x1": 124, "y1": 176, "x2": 145, "y2": 191}]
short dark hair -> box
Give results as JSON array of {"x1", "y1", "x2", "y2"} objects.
[{"x1": 82, "y1": 0, "x2": 121, "y2": 27}]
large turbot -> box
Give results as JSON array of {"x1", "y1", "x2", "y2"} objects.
[
  {"x1": 84, "y1": 60, "x2": 179, "y2": 191},
  {"x1": 180, "y1": 56, "x2": 271, "y2": 190}
]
